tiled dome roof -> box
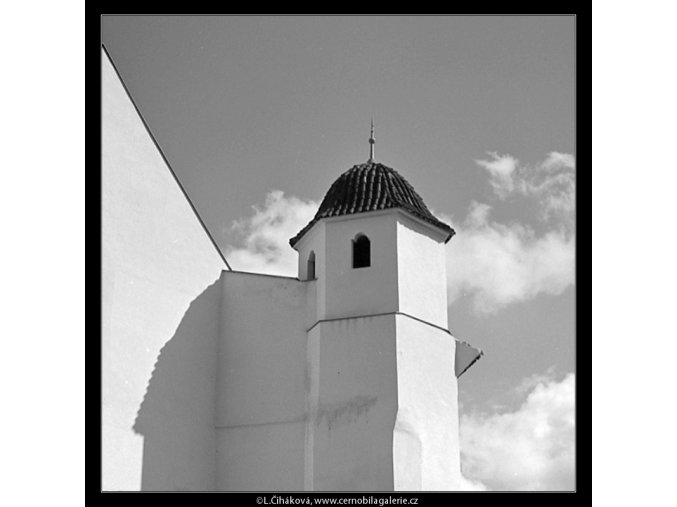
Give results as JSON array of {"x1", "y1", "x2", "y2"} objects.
[{"x1": 290, "y1": 161, "x2": 455, "y2": 247}]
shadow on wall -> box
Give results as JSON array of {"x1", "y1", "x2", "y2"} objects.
[{"x1": 133, "y1": 277, "x2": 222, "y2": 492}]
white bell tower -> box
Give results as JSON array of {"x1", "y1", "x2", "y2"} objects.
[{"x1": 289, "y1": 133, "x2": 481, "y2": 490}]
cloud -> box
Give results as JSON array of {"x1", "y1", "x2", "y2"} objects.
[
  {"x1": 223, "y1": 190, "x2": 318, "y2": 276},
  {"x1": 460, "y1": 372, "x2": 575, "y2": 491},
  {"x1": 445, "y1": 152, "x2": 575, "y2": 313},
  {"x1": 514, "y1": 366, "x2": 558, "y2": 396},
  {"x1": 475, "y1": 152, "x2": 519, "y2": 197},
  {"x1": 478, "y1": 150, "x2": 576, "y2": 225},
  {"x1": 445, "y1": 202, "x2": 575, "y2": 313}
]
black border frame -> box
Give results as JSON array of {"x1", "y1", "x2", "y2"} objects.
[{"x1": 87, "y1": 11, "x2": 590, "y2": 501}]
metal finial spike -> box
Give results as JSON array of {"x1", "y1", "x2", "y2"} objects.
[{"x1": 368, "y1": 119, "x2": 375, "y2": 162}]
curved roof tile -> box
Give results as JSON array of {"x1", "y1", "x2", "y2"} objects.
[{"x1": 290, "y1": 162, "x2": 455, "y2": 247}]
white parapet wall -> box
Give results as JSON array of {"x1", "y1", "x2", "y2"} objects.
[{"x1": 216, "y1": 271, "x2": 310, "y2": 491}]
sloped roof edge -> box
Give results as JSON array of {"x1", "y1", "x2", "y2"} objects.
[{"x1": 102, "y1": 44, "x2": 231, "y2": 270}]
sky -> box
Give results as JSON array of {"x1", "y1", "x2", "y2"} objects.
[{"x1": 102, "y1": 15, "x2": 576, "y2": 491}]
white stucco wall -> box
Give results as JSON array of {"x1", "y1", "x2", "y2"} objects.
[
  {"x1": 135, "y1": 277, "x2": 223, "y2": 491},
  {"x1": 102, "y1": 48, "x2": 227, "y2": 491},
  {"x1": 295, "y1": 210, "x2": 449, "y2": 327},
  {"x1": 309, "y1": 315, "x2": 399, "y2": 491},
  {"x1": 323, "y1": 213, "x2": 400, "y2": 321},
  {"x1": 396, "y1": 215, "x2": 449, "y2": 329},
  {"x1": 296, "y1": 222, "x2": 326, "y2": 321},
  {"x1": 217, "y1": 271, "x2": 309, "y2": 491},
  {"x1": 393, "y1": 315, "x2": 461, "y2": 491},
  {"x1": 297, "y1": 222, "x2": 325, "y2": 282},
  {"x1": 295, "y1": 211, "x2": 403, "y2": 322}
]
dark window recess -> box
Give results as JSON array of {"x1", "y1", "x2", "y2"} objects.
[
  {"x1": 307, "y1": 251, "x2": 316, "y2": 280},
  {"x1": 352, "y1": 235, "x2": 371, "y2": 268}
]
